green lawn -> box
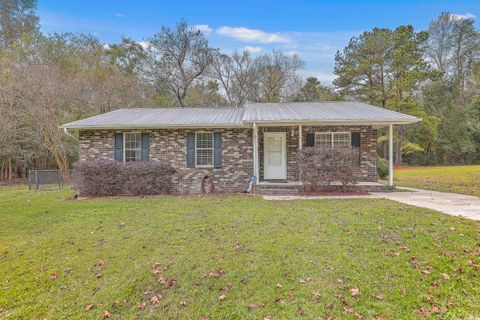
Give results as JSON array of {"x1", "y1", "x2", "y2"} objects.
[
  {"x1": 394, "y1": 165, "x2": 480, "y2": 197},
  {"x1": 1, "y1": 187, "x2": 479, "y2": 319}
]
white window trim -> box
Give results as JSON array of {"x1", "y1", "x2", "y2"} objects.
[
  {"x1": 315, "y1": 132, "x2": 351, "y2": 148},
  {"x1": 123, "y1": 132, "x2": 142, "y2": 162},
  {"x1": 195, "y1": 132, "x2": 214, "y2": 168}
]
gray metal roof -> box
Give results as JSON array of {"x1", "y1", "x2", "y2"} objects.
[
  {"x1": 60, "y1": 107, "x2": 245, "y2": 129},
  {"x1": 243, "y1": 102, "x2": 420, "y2": 124},
  {"x1": 61, "y1": 102, "x2": 420, "y2": 129}
]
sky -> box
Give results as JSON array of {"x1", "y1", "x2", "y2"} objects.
[{"x1": 38, "y1": 0, "x2": 480, "y2": 85}]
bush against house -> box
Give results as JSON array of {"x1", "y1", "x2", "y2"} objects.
[
  {"x1": 72, "y1": 161, "x2": 175, "y2": 196},
  {"x1": 298, "y1": 147, "x2": 360, "y2": 191}
]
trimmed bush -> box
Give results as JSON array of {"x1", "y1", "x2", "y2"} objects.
[
  {"x1": 72, "y1": 160, "x2": 176, "y2": 196},
  {"x1": 377, "y1": 156, "x2": 389, "y2": 180},
  {"x1": 298, "y1": 147, "x2": 360, "y2": 191}
]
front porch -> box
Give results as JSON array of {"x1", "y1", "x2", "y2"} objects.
[{"x1": 251, "y1": 122, "x2": 396, "y2": 194}]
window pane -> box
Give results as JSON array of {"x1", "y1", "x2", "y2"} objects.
[
  {"x1": 333, "y1": 133, "x2": 350, "y2": 148},
  {"x1": 196, "y1": 132, "x2": 213, "y2": 148},
  {"x1": 124, "y1": 133, "x2": 142, "y2": 161},
  {"x1": 196, "y1": 149, "x2": 213, "y2": 166},
  {"x1": 315, "y1": 133, "x2": 332, "y2": 148}
]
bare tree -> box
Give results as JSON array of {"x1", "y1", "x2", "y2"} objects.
[
  {"x1": 254, "y1": 50, "x2": 304, "y2": 102},
  {"x1": 144, "y1": 19, "x2": 217, "y2": 107}
]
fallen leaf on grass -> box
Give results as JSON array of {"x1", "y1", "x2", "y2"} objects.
[
  {"x1": 235, "y1": 241, "x2": 244, "y2": 251},
  {"x1": 150, "y1": 295, "x2": 163, "y2": 304},
  {"x1": 343, "y1": 306, "x2": 354, "y2": 314},
  {"x1": 372, "y1": 294, "x2": 384, "y2": 301},
  {"x1": 139, "y1": 302, "x2": 146, "y2": 310},
  {"x1": 218, "y1": 295, "x2": 225, "y2": 301},
  {"x1": 180, "y1": 301, "x2": 187, "y2": 306},
  {"x1": 417, "y1": 307, "x2": 431, "y2": 317},
  {"x1": 220, "y1": 283, "x2": 232, "y2": 292},
  {"x1": 299, "y1": 277, "x2": 311, "y2": 284},
  {"x1": 446, "y1": 300, "x2": 454, "y2": 308},
  {"x1": 312, "y1": 290, "x2": 321, "y2": 297},
  {"x1": 448, "y1": 227, "x2": 456, "y2": 232},
  {"x1": 275, "y1": 283, "x2": 283, "y2": 288},
  {"x1": 431, "y1": 306, "x2": 441, "y2": 313},
  {"x1": 441, "y1": 273, "x2": 450, "y2": 280},
  {"x1": 98, "y1": 260, "x2": 106, "y2": 267},
  {"x1": 204, "y1": 269, "x2": 226, "y2": 278},
  {"x1": 50, "y1": 274, "x2": 57, "y2": 280},
  {"x1": 103, "y1": 310, "x2": 111, "y2": 318},
  {"x1": 85, "y1": 304, "x2": 94, "y2": 311},
  {"x1": 350, "y1": 287, "x2": 360, "y2": 296}
]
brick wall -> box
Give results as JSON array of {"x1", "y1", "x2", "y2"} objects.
[
  {"x1": 258, "y1": 125, "x2": 377, "y2": 182},
  {"x1": 78, "y1": 124, "x2": 377, "y2": 194},
  {"x1": 79, "y1": 128, "x2": 253, "y2": 194}
]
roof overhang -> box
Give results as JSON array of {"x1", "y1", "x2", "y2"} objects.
[
  {"x1": 60, "y1": 123, "x2": 248, "y2": 130},
  {"x1": 60, "y1": 118, "x2": 420, "y2": 130}
]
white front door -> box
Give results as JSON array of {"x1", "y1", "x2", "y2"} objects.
[{"x1": 264, "y1": 132, "x2": 287, "y2": 180}]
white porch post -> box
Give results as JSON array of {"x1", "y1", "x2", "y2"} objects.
[
  {"x1": 389, "y1": 124, "x2": 394, "y2": 187},
  {"x1": 253, "y1": 122, "x2": 259, "y2": 185},
  {"x1": 298, "y1": 125, "x2": 303, "y2": 150}
]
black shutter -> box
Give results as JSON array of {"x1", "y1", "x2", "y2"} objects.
[
  {"x1": 213, "y1": 132, "x2": 222, "y2": 168},
  {"x1": 141, "y1": 133, "x2": 149, "y2": 161},
  {"x1": 351, "y1": 132, "x2": 361, "y2": 148},
  {"x1": 306, "y1": 133, "x2": 315, "y2": 147},
  {"x1": 186, "y1": 133, "x2": 195, "y2": 168},
  {"x1": 114, "y1": 133, "x2": 123, "y2": 162}
]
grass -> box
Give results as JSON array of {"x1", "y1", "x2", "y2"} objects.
[
  {"x1": 394, "y1": 165, "x2": 480, "y2": 197},
  {"x1": 0, "y1": 187, "x2": 479, "y2": 319}
]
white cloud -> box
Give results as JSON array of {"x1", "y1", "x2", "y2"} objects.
[
  {"x1": 115, "y1": 12, "x2": 124, "y2": 18},
  {"x1": 286, "y1": 50, "x2": 300, "y2": 57},
  {"x1": 193, "y1": 24, "x2": 212, "y2": 35},
  {"x1": 243, "y1": 46, "x2": 262, "y2": 53},
  {"x1": 451, "y1": 12, "x2": 476, "y2": 20},
  {"x1": 137, "y1": 41, "x2": 150, "y2": 49},
  {"x1": 217, "y1": 26, "x2": 290, "y2": 43}
]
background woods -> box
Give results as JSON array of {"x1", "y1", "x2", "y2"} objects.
[{"x1": 1, "y1": 1, "x2": 480, "y2": 182}]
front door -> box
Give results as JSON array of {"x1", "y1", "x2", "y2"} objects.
[{"x1": 264, "y1": 132, "x2": 287, "y2": 180}]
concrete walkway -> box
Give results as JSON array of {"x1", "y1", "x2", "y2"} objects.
[{"x1": 263, "y1": 187, "x2": 480, "y2": 221}]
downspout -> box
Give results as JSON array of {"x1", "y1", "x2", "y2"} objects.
[{"x1": 63, "y1": 127, "x2": 78, "y2": 140}]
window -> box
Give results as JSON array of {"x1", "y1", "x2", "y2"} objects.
[
  {"x1": 315, "y1": 133, "x2": 332, "y2": 148},
  {"x1": 124, "y1": 132, "x2": 142, "y2": 162},
  {"x1": 315, "y1": 132, "x2": 351, "y2": 148},
  {"x1": 195, "y1": 132, "x2": 214, "y2": 167}
]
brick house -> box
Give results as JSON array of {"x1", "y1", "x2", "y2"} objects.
[{"x1": 61, "y1": 102, "x2": 420, "y2": 194}]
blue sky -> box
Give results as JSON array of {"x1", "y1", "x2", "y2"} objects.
[{"x1": 38, "y1": 0, "x2": 480, "y2": 84}]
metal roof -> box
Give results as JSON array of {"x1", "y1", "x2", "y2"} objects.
[
  {"x1": 61, "y1": 102, "x2": 420, "y2": 129},
  {"x1": 60, "y1": 107, "x2": 245, "y2": 129},
  {"x1": 243, "y1": 102, "x2": 420, "y2": 124}
]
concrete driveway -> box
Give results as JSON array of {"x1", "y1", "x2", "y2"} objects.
[
  {"x1": 263, "y1": 187, "x2": 480, "y2": 221},
  {"x1": 373, "y1": 187, "x2": 480, "y2": 221}
]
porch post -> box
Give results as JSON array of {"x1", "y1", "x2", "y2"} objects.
[
  {"x1": 389, "y1": 124, "x2": 394, "y2": 187},
  {"x1": 298, "y1": 125, "x2": 303, "y2": 150},
  {"x1": 253, "y1": 122, "x2": 259, "y2": 185}
]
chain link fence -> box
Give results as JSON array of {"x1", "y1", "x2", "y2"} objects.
[{"x1": 28, "y1": 170, "x2": 64, "y2": 191}]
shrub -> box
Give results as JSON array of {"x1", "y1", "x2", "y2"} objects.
[
  {"x1": 298, "y1": 147, "x2": 360, "y2": 191},
  {"x1": 377, "y1": 156, "x2": 389, "y2": 180},
  {"x1": 72, "y1": 160, "x2": 176, "y2": 196}
]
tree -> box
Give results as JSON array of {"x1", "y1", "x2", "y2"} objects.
[
  {"x1": 334, "y1": 28, "x2": 392, "y2": 107},
  {"x1": 0, "y1": 0, "x2": 39, "y2": 48},
  {"x1": 144, "y1": 19, "x2": 217, "y2": 107},
  {"x1": 293, "y1": 77, "x2": 340, "y2": 102},
  {"x1": 104, "y1": 37, "x2": 145, "y2": 75},
  {"x1": 211, "y1": 51, "x2": 257, "y2": 106},
  {"x1": 254, "y1": 50, "x2": 304, "y2": 102}
]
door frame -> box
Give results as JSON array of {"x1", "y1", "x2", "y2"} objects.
[{"x1": 263, "y1": 132, "x2": 287, "y2": 180}]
